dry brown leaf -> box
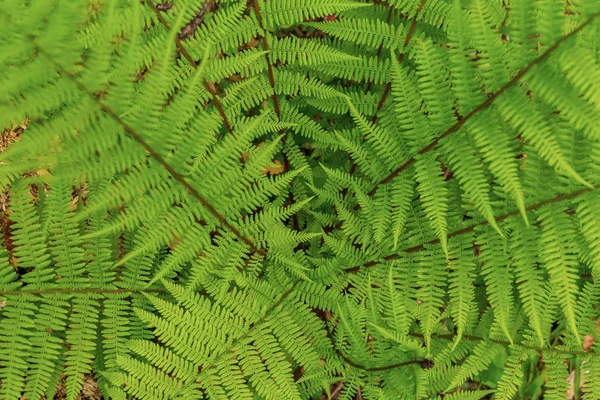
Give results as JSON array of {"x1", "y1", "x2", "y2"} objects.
[
  {"x1": 566, "y1": 360, "x2": 590, "y2": 400},
  {"x1": 228, "y1": 74, "x2": 243, "y2": 82},
  {"x1": 79, "y1": 375, "x2": 102, "y2": 400},
  {"x1": 0, "y1": 121, "x2": 27, "y2": 263},
  {"x1": 0, "y1": 120, "x2": 26, "y2": 152},
  {"x1": 263, "y1": 160, "x2": 285, "y2": 175},
  {"x1": 241, "y1": 142, "x2": 285, "y2": 175},
  {"x1": 245, "y1": 38, "x2": 260, "y2": 49},
  {"x1": 584, "y1": 335, "x2": 595, "y2": 352}
]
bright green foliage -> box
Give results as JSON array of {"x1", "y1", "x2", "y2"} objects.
[{"x1": 1, "y1": 0, "x2": 600, "y2": 399}]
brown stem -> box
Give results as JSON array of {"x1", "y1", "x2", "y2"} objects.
[
  {"x1": 252, "y1": 0, "x2": 281, "y2": 118},
  {"x1": 338, "y1": 350, "x2": 422, "y2": 372},
  {"x1": 371, "y1": 0, "x2": 427, "y2": 124},
  {"x1": 344, "y1": 183, "x2": 600, "y2": 273},
  {"x1": 331, "y1": 4, "x2": 426, "y2": 235},
  {"x1": 409, "y1": 333, "x2": 590, "y2": 357},
  {"x1": 364, "y1": 7, "x2": 395, "y2": 94},
  {"x1": 356, "y1": 387, "x2": 363, "y2": 400},
  {"x1": 251, "y1": 0, "x2": 303, "y2": 233},
  {"x1": 337, "y1": 331, "x2": 588, "y2": 375},
  {"x1": 332, "y1": 11, "x2": 599, "y2": 235},
  {"x1": 330, "y1": 381, "x2": 344, "y2": 398},
  {"x1": 332, "y1": 1, "x2": 425, "y2": 232},
  {"x1": 145, "y1": 0, "x2": 233, "y2": 134},
  {"x1": 0, "y1": 288, "x2": 165, "y2": 295},
  {"x1": 368, "y1": 9, "x2": 600, "y2": 197},
  {"x1": 34, "y1": 45, "x2": 266, "y2": 256}
]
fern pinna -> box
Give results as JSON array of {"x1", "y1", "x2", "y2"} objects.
[{"x1": 1, "y1": 0, "x2": 600, "y2": 398}]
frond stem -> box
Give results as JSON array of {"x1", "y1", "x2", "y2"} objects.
[
  {"x1": 371, "y1": 0, "x2": 427, "y2": 124},
  {"x1": 252, "y1": 0, "x2": 281, "y2": 118},
  {"x1": 0, "y1": 288, "x2": 164, "y2": 295},
  {"x1": 33, "y1": 44, "x2": 265, "y2": 256},
  {"x1": 410, "y1": 333, "x2": 591, "y2": 357},
  {"x1": 337, "y1": 331, "x2": 591, "y2": 373},
  {"x1": 333, "y1": 1, "x2": 427, "y2": 229},
  {"x1": 145, "y1": 0, "x2": 233, "y2": 134},
  {"x1": 364, "y1": 6, "x2": 395, "y2": 94},
  {"x1": 367, "y1": 10, "x2": 600, "y2": 197},
  {"x1": 337, "y1": 350, "x2": 422, "y2": 372},
  {"x1": 344, "y1": 183, "x2": 600, "y2": 273}
]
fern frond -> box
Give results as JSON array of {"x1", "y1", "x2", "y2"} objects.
[
  {"x1": 538, "y1": 204, "x2": 582, "y2": 342},
  {"x1": 475, "y1": 226, "x2": 514, "y2": 342},
  {"x1": 446, "y1": 340, "x2": 500, "y2": 391},
  {"x1": 414, "y1": 153, "x2": 449, "y2": 256},
  {"x1": 261, "y1": 0, "x2": 371, "y2": 27},
  {"x1": 304, "y1": 18, "x2": 409, "y2": 51}
]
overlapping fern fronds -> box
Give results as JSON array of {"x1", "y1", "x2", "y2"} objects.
[{"x1": 1, "y1": 0, "x2": 600, "y2": 398}]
